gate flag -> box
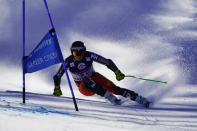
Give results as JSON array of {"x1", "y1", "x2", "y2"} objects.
[{"x1": 23, "y1": 29, "x2": 64, "y2": 73}]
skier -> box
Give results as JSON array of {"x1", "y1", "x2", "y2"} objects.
[{"x1": 53, "y1": 41, "x2": 150, "y2": 107}]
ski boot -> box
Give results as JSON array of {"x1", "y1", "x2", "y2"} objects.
[
  {"x1": 53, "y1": 85, "x2": 62, "y2": 96},
  {"x1": 104, "y1": 91, "x2": 121, "y2": 105},
  {"x1": 135, "y1": 95, "x2": 151, "y2": 108}
]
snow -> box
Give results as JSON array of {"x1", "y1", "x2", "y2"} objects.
[
  {"x1": 1, "y1": 0, "x2": 197, "y2": 131},
  {"x1": 0, "y1": 88, "x2": 197, "y2": 131}
]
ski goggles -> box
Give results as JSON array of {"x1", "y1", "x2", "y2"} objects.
[{"x1": 72, "y1": 50, "x2": 84, "y2": 57}]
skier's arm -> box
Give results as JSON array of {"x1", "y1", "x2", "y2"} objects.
[
  {"x1": 91, "y1": 52, "x2": 118, "y2": 72},
  {"x1": 91, "y1": 52, "x2": 125, "y2": 81},
  {"x1": 101, "y1": 58, "x2": 119, "y2": 72},
  {"x1": 53, "y1": 64, "x2": 65, "y2": 86},
  {"x1": 53, "y1": 59, "x2": 68, "y2": 86}
]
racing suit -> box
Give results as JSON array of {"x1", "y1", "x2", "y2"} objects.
[{"x1": 53, "y1": 51, "x2": 138, "y2": 100}]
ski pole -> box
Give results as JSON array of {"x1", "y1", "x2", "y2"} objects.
[{"x1": 125, "y1": 75, "x2": 168, "y2": 84}]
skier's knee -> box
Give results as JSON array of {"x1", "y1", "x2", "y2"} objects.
[{"x1": 83, "y1": 78, "x2": 106, "y2": 97}]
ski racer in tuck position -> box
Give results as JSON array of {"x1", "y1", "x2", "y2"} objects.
[{"x1": 53, "y1": 41, "x2": 150, "y2": 107}]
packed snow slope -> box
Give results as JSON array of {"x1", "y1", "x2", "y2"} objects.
[
  {"x1": 0, "y1": 0, "x2": 197, "y2": 131},
  {"x1": 0, "y1": 89, "x2": 197, "y2": 131}
]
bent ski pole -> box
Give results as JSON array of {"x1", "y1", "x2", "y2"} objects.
[{"x1": 125, "y1": 75, "x2": 168, "y2": 84}]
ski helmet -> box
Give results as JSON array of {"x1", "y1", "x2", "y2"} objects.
[{"x1": 70, "y1": 41, "x2": 86, "y2": 57}]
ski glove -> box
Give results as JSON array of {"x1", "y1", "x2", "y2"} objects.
[
  {"x1": 53, "y1": 75, "x2": 62, "y2": 96},
  {"x1": 53, "y1": 85, "x2": 62, "y2": 96},
  {"x1": 115, "y1": 70, "x2": 125, "y2": 81}
]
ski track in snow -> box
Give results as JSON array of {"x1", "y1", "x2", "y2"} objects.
[{"x1": 0, "y1": 90, "x2": 197, "y2": 131}]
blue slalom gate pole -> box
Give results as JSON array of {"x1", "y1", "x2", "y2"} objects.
[
  {"x1": 43, "y1": 0, "x2": 79, "y2": 111},
  {"x1": 62, "y1": 62, "x2": 79, "y2": 111},
  {"x1": 22, "y1": 0, "x2": 26, "y2": 104},
  {"x1": 43, "y1": 0, "x2": 55, "y2": 29}
]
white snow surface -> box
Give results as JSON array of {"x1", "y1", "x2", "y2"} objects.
[
  {"x1": 0, "y1": 86, "x2": 197, "y2": 131},
  {"x1": 1, "y1": 0, "x2": 197, "y2": 131}
]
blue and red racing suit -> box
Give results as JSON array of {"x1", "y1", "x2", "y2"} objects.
[{"x1": 53, "y1": 51, "x2": 137, "y2": 99}]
